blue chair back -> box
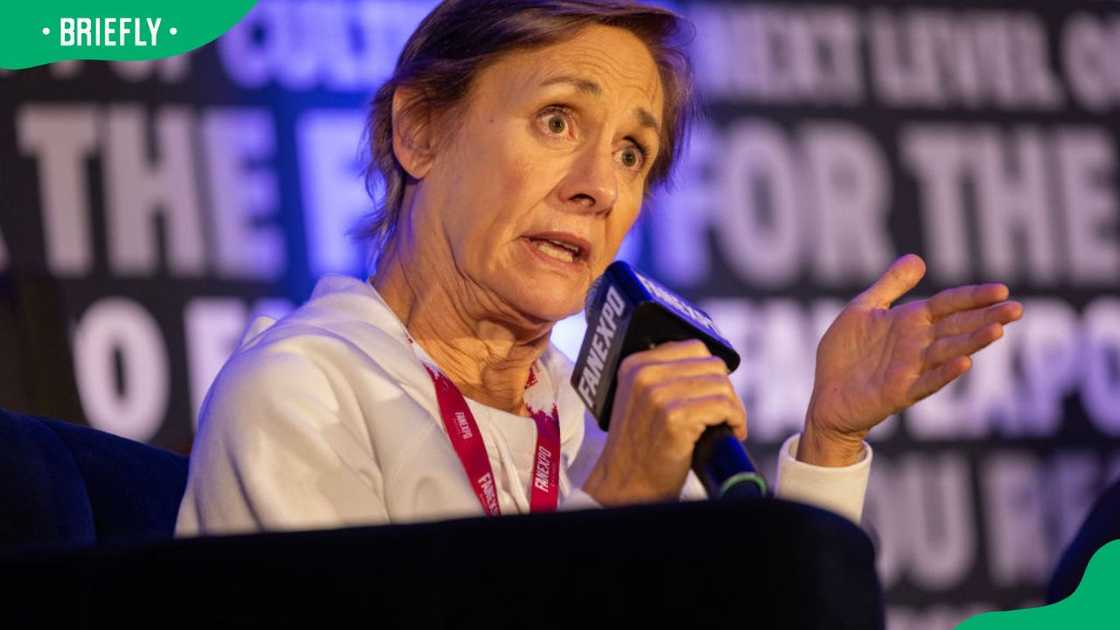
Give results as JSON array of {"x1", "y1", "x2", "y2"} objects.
[{"x1": 0, "y1": 408, "x2": 188, "y2": 548}]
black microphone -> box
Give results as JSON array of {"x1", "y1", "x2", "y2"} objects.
[{"x1": 571, "y1": 261, "x2": 767, "y2": 500}]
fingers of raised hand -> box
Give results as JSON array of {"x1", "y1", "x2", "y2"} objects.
[
  {"x1": 909, "y1": 356, "x2": 972, "y2": 402},
  {"x1": 927, "y1": 283, "x2": 1011, "y2": 320},
  {"x1": 855, "y1": 254, "x2": 927, "y2": 309},
  {"x1": 925, "y1": 323, "x2": 1004, "y2": 367},
  {"x1": 934, "y1": 301, "x2": 1023, "y2": 337}
]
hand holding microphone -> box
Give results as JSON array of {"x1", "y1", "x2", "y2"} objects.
[
  {"x1": 581, "y1": 339, "x2": 748, "y2": 505},
  {"x1": 572, "y1": 261, "x2": 765, "y2": 506}
]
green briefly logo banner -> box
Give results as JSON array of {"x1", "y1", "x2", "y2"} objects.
[{"x1": 0, "y1": 1, "x2": 258, "y2": 69}]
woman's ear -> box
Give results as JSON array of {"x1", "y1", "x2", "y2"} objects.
[{"x1": 391, "y1": 87, "x2": 436, "y2": 179}]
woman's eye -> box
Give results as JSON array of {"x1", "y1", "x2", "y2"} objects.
[
  {"x1": 547, "y1": 114, "x2": 566, "y2": 134},
  {"x1": 539, "y1": 108, "x2": 571, "y2": 136},
  {"x1": 618, "y1": 145, "x2": 645, "y2": 170}
]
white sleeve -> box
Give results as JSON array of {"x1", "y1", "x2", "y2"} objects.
[
  {"x1": 176, "y1": 346, "x2": 389, "y2": 536},
  {"x1": 773, "y1": 433, "x2": 872, "y2": 524}
]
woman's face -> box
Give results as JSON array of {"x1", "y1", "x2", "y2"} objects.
[{"x1": 408, "y1": 24, "x2": 665, "y2": 327}]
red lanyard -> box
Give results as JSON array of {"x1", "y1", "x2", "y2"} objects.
[{"x1": 423, "y1": 365, "x2": 561, "y2": 515}]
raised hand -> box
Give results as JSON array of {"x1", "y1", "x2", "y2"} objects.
[{"x1": 799, "y1": 254, "x2": 1023, "y2": 466}]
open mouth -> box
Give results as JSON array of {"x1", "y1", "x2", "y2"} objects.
[
  {"x1": 524, "y1": 233, "x2": 590, "y2": 266},
  {"x1": 528, "y1": 238, "x2": 582, "y2": 263}
]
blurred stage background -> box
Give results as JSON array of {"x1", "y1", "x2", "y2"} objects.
[{"x1": 1, "y1": 1, "x2": 1118, "y2": 627}]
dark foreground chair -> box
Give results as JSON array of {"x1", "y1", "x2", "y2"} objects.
[
  {"x1": 0, "y1": 407, "x2": 884, "y2": 628},
  {"x1": 0, "y1": 408, "x2": 188, "y2": 548},
  {"x1": 1048, "y1": 478, "x2": 1120, "y2": 603}
]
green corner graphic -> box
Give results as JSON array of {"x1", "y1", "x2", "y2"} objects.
[
  {"x1": 1, "y1": 1, "x2": 258, "y2": 69},
  {"x1": 957, "y1": 539, "x2": 1120, "y2": 629}
]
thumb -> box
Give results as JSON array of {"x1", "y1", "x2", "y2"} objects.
[{"x1": 854, "y1": 254, "x2": 927, "y2": 309}]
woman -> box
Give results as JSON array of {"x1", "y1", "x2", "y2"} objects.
[{"x1": 176, "y1": 0, "x2": 1022, "y2": 535}]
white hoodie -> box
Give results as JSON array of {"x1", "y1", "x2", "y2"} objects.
[{"x1": 176, "y1": 276, "x2": 871, "y2": 536}]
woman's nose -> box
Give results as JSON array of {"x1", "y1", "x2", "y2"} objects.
[{"x1": 558, "y1": 144, "x2": 618, "y2": 214}]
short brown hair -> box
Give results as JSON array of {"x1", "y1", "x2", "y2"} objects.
[{"x1": 359, "y1": 0, "x2": 696, "y2": 260}]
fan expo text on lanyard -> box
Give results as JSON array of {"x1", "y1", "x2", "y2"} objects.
[{"x1": 423, "y1": 364, "x2": 561, "y2": 515}]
